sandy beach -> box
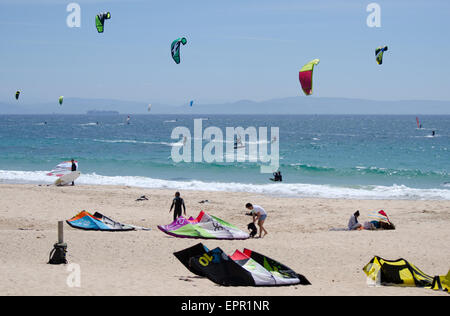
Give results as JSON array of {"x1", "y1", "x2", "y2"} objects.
[{"x1": 0, "y1": 183, "x2": 448, "y2": 296}]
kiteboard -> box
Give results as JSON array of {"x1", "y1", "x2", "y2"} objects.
[{"x1": 55, "y1": 171, "x2": 81, "y2": 186}]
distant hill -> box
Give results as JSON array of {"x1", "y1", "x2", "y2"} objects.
[{"x1": 1, "y1": 96, "x2": 449, "y2": 115}]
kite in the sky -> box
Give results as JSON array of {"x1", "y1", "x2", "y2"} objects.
[
  {"x1": 375, "y1": 46, "x2": 388, "y2": 65},
  {"x1": 171, "y1": 37, "x2": 187, "y2": 64},
  {"x1": 59, "y1": 96, "x2": 64, "y2": 106},
  {"x1": 299, "y1": 59, "x2": 320, "y2": 96},
  {"x1": 96, "y1": 12, "x2": 111, "y2": 33},
  {"x1": 189, "y1": 100, "x2": 194, "y2": 107},
  {"x1": 15, "y1": 91, "x2": 20, "y2": 100}
]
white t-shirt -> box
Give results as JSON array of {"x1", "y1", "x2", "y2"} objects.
[{"x1": 252, "y1": 205, "x2": 267, "y2": 216}]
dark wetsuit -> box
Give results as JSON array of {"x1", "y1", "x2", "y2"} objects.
[
  {"x1": 71, "y1": 162, "x2": 77, "y2": 185},
  {"x1": 171, "y1": 197, "x2": 185, "y2": 221}
]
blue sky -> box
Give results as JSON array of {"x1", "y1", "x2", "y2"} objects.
[{"x1": 1, "y1": 0, "x2": 449, "y2": 105}]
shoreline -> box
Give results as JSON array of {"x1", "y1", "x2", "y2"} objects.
[
  {"x1": 1, "y1": 170, "x2": 449, "y2": 201},
  {"x1": 0, "y1": 183, "x2": 449, "y2": 296}
]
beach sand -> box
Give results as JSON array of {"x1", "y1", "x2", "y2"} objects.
[{"x1": 0, "y1": 183, "x2": 448, "y2": 296}]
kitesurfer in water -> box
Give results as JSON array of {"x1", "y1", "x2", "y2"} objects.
[
  {"x1": 246, "y1": 203, "x2": 268, "y2": 238},
  {"x1": 170, "y1": 192, "x2": 186, "y2": 221},
  {"x1": 270, "y1": 171, "x2": 282, "y2": 182},
  {"x1": 71, "y1": 159, "x2": 77, "y2": 186},
  {"x1": 432, "y1": 131, "x2": 436, "y2": 137}
]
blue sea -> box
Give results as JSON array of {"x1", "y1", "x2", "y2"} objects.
[{"x1": 0, "y1": 114, "x2": 448, "y2": 200}]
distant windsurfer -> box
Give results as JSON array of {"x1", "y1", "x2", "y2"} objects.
[
  {"x1": 234, "y1": 135, "x2": 244, "y2": 149},
  {"x1": 246, "y1": 203, "x2": 268, "y2": 238},
  {"x1": 432, "y1": 131, "x2": 436, "y2": 137},
  {"x1": 71, "y1": 159, "x2": 77, "y2": 186},
  {"x1": 170, "y1": 192, "x2": 186, "y2": 221}
]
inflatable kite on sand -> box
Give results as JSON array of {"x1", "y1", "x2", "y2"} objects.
[
  {"x1": 158, "y1": 211, "x2": 249, "y2": 240},
  {"x1": 174, "y1": 243, "x2": 311, "y2": 287},
  {"x1": 47, "y1": 161, "x2": 78, "y2": 177},
  {"x1": 67, "y1": 211, "x2": 151, "y2": 231},
  {"x1": 363, "y1": 256, "x2": 449, "y2": 293}
]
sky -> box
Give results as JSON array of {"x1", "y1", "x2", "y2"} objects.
[{"x1": 0, "y1": 0, "x2": 450, "y2": 105}]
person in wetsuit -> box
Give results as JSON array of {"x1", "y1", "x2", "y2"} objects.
[
  {"x1": 277, "y1": 171, "x2": 282, "y2": 182},
  {"x1": 71, "y1": 159, "x2": 77, "y2": 186},
  {"x1": 271, "y1": 171, "x2": 283, "y2": 182},
  {"x1": 169, "y1": 191, "x2": 186, "y2": 221}
]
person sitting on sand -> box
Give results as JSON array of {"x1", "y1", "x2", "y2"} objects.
[
  {"x1": 246, "y1": 203, "x2": 268, "y2": 238},
  {"x1": 348, "y1": 210, "x2": 362, "y2": 230},
  {"x1": 170, "y1": 192, "x2": 186, "y2": 221}
]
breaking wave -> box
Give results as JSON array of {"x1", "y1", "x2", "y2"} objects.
[{"x1": 1, "y1": 169, "x2": 449, "y2": 200}]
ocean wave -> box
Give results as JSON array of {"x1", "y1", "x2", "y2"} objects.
[
  {"x1": 79, "y1": 123, "x2": 99, "y2": 126},
  {"x1": 0, "y1": 170, "x2": 449, "y2": 200},
  {"x1": 287, "y1": 163, "x2": 448, "y2": 178},
  {"x1": 93, "y1": 139, "x2": 182, "y2": 147}
]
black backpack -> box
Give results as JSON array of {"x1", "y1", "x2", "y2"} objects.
[
  {"x1": 48, "y1": 243, "x2": 68, "y2": 265},
  {"x1": 247, "y1": 222, "x2": 258, "y2": 238}
]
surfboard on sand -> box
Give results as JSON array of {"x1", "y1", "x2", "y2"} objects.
[{"x1": 55, "y1": 171, "x2": 81, "y2": 186}]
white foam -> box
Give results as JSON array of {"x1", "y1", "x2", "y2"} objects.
[
  {"x1": 93, "y1": 139, "x2": 181, "y2": 147},
  {"x1": 0, "y1": 169, "x2": 449, "y2": 200}
]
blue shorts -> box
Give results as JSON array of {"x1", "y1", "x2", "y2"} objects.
[{"x1": 258, "y1": 214, "x2": 267, "y2": 221}]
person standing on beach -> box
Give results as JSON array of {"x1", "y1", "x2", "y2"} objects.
[
  {"x1": 170, "y1": 192, "x2": 186, "y2": 221},
  {"x1": 71, "y1": 159, "x2": 77, "y2": 186},
  {"x1": 246, "y1": 203, "x2": 268, "y2": 238}
]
